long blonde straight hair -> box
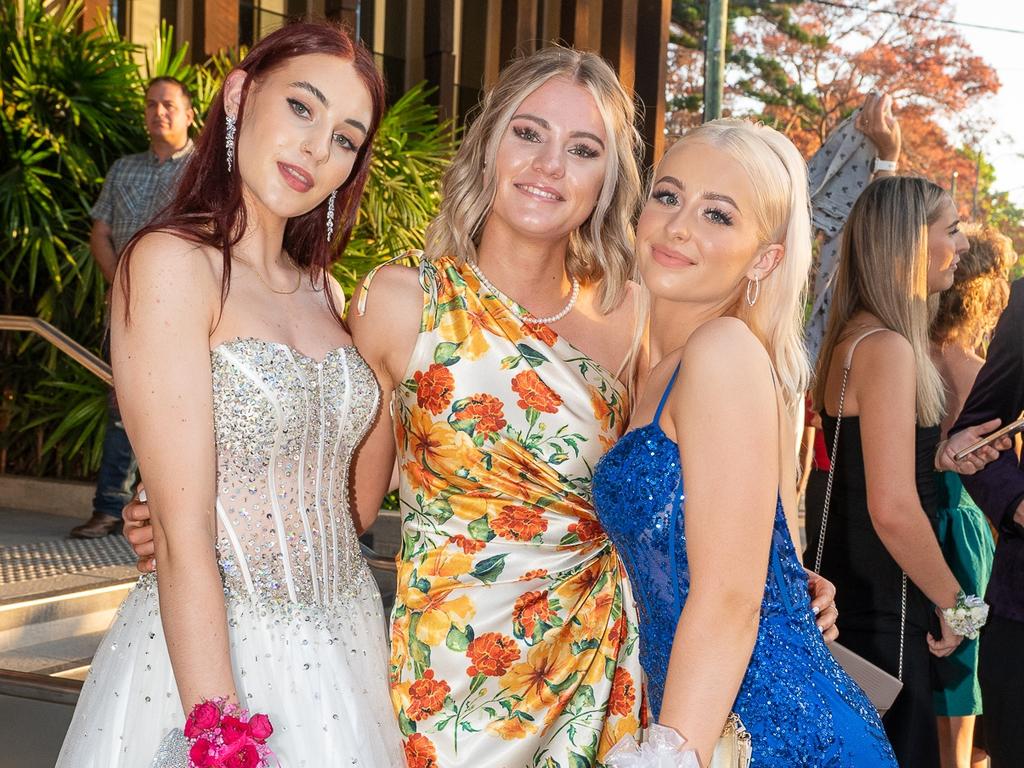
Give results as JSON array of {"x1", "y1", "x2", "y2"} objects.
[
  {"x1": 813, "y1": 176, "x2": 948, "y2": 426},
  {"x1": 651, "y1": 119, "x2": 814, "y2": 410},
  {"x1": 423, "y1": 46, "x2": 643, "y2": 313}
]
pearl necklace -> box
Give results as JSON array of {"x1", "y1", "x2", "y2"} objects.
[{"x1": 469, "y1": 261, "x2": 580, "y2": 325}]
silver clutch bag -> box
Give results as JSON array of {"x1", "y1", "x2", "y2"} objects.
[{"x1": 149, "y1": 727, "x2": 189, "y2": 768}]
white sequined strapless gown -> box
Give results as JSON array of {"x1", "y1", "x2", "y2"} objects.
[{"x1": 56, "y1": 339, "x2": 403, "y2": 767}]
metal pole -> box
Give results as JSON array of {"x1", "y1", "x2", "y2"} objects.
[
  {"x1": 972, "y1": 149, "x2": 981, "y2": 219},
  {"x1": 703, "y1": 0, "x2": 729, "y2": 122},
  {"x1": 951, "y1": 170, "x2": 959, "y2": 201}
]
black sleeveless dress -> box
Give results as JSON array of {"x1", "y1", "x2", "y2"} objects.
[{"x1": 804, "y1": 415, "x2": 942, "y2": 768}]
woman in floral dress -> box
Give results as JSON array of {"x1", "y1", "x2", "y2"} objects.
[{"x1": 350, "y1": 47, "x2": 647, "y2": 768}]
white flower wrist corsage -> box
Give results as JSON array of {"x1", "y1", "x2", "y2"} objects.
[
  {"x1": 942, "y1": 591, "x2": 989, "y2": 640},
  {"x1": 605, "y1": 723, "x2": 701, "y2": 768}
]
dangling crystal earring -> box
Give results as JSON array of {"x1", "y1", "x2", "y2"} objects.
[
  {"x1": 326, "y1": 190, "x2": 337, "y2": 242},
  {"x1": 745, "y1": 275, "x2": 760, "y2": 307},
  {"x1": 225, "y1": 114, "x2": 237, "y2": 173}
]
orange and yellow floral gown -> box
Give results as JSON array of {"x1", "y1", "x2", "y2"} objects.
[{"x1": 390, "y1": 257, "x2": 645, "y2": 768}]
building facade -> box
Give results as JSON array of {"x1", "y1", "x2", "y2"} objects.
[{"x1": 80, "y1": 0, "x2": 671, "y2": 162}]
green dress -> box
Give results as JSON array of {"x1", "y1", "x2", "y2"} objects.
[{"x1": 933, "y1": 471, "x2": 996, "y2": 717}]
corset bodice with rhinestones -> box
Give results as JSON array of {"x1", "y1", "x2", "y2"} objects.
[{"x1": 210, "y1": 338, "x2": 380, "y2": 609}]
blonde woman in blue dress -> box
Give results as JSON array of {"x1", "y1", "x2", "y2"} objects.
[{"x1": 594, "y1": 120, "x2": 897, "y2": 766}]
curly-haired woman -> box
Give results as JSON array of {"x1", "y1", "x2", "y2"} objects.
[{"x1": 930, "y1": 223, "x2": 1016, "y2": 768}]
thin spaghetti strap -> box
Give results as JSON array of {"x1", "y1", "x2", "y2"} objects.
[
  {"x1": 354, "y1": 249, "x2": 423, "y2": 316},
  {"x1": 842, "y1": 327, "x2": 887, "y2": 369},
  {"x1": 653, "y1": 364, "x2": 682, "y2": 423}
]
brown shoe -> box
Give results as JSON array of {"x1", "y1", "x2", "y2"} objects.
[{"x1": 70, "y1": 513, "x2": 123, "y2": 539}]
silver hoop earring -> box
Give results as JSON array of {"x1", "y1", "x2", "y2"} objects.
[
  {"x1": 745, "y1": 276, "x2": 760, "y2": 307},
  {"x1": 225, "y1": 114, "x2": 237, "y2": 173},
  {"x1": 326, "y1": 190, "x2": 337, "y2": 242}
]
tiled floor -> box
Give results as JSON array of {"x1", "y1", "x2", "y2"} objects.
[
  {"x1": 0, "y1": 508, "x2": 137, "y2": 602},
  {"x1": 1, "y1": 536, "x2": 136, "y2": 584},
  {"x1": 0, "y1": 506, "x2": 80, "y2": 545}
]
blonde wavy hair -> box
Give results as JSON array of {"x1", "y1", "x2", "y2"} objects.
[
  {"x1": 814, "y1": 177, "x2": 949, "y2": 426},
  {"x1": 649, "y1": 119, "x2": 813, "y2": 410},
  {"x1": 931, "y1": 223, "x2": 1017, "y2": 350},
  {"x1": 423, "y1": 46, "x2": 643, "y2": 313}
]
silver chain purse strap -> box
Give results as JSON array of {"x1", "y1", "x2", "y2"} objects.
[{"x1": 813, "y1": 334, "x2": 907, "y2": 681}]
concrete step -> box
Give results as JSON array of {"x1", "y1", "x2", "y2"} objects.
[
  {"x1": 0, "y1": 475, "x2": 94, "y2": 519},
  {"x1": 0, "y1": 581, "x2": 134, "y2": 651},
  {"x1": 0, "y1": 628, "x2": 108, "y2": 676}
]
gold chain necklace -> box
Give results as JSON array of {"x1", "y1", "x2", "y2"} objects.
[{"x1": 239, "y1": 259, "x2": 302, "y2": 295}]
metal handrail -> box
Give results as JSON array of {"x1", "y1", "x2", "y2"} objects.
[
  {"x1": 0, "y1": 669, "x2": 82, "y2": 705},
  {"x1": 0, "y1": 314, "x2": 112, "y2": 385}
]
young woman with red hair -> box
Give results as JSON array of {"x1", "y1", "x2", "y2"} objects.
[{"x1": 56, "y1": 21, "x2": 403, "y2": 767}]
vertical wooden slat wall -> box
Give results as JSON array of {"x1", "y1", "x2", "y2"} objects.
[
  {"x1": 88, "y1": 0, "x2": 668, "y2": 164},
  {"x1": 203, "y1": 0, "x2": 238, "y2": 56},
  {"x1": 444, "y1": 0, "x2": 668, "y2": 167}
]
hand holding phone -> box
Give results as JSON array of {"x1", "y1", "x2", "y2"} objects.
[
  {"x1": 953, "y1": 415, "x2": 1024, "y2": 461},
  {"x1": 935, "y1": 416, "x2": 1020, "y2": 474}
]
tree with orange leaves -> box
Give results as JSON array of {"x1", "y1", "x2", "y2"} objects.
[{"x1": 666, "y1": 0, "x2": 1019, "y2": 241}]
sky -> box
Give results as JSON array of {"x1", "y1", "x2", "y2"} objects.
[{"x1": 953, "y1": 1, "x2": 1024, "y2": 206}]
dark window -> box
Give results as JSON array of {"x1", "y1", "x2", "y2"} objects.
[
  {"x1": 111, "y1": 0, "x2": 128, "y2": 37},
  {"x1": 160, "y1": 0, "x2": 178, "y2": 28},
  {"x1": 239, "y1": 0, "x2": 290, "y2": 47}
]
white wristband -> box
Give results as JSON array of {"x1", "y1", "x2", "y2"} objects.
[{"x1": 873, "y1": 157, "x2": 898, "y2": 173}]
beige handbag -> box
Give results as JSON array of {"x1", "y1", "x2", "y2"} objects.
[{"x1": 710, "y1": 713, "x2": 753, "y2": 767}]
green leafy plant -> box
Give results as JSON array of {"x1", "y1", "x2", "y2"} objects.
[
  {"x1": 336, "y1": 82, "x2": 456, "y2": 294},
  {"x1": 1, "y1": 0, "x2": 454, "y2": 479},
  {"x1": 1, "y1": 0, "x2": 145, "y2": 476}
]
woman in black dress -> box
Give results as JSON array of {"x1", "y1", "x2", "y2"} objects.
[{"x1": 806, "y1": 177, "x2": 984, "y2": 767}]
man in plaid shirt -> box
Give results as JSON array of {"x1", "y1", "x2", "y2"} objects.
[{"x1": 70, "y1": 77, "x2": 195, "y2": 538}]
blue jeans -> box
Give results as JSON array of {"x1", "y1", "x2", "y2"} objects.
[{"x1": 91, "y1": 392, "x2": 138, "y2": 520}]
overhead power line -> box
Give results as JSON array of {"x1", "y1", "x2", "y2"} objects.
[{"x1": 808, "y1": 0, "x2": 1024, "y2": 36}]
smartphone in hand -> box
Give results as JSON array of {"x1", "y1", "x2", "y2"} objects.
[{"x1": 954, "y1": 414, "x2": 1024, "y2": 461}]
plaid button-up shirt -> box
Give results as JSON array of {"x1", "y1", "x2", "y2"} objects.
[{"x1": 91, "y1": 140, "x2": 194, "y2": 253}]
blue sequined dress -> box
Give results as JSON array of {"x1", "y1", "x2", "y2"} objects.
[{"x1": 593, "y1": 366, "x2": 896, "y2": 766}]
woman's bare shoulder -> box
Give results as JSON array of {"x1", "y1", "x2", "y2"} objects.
[
  {"x1": 941, "y1": 344, "x2": 984, "y2": 401},
  {"x1": 125, "y1": 231, "x2": 221, "y2": 287},
  {"x1": 350, "y1": 261, "x2": 423, "y2": 321}
]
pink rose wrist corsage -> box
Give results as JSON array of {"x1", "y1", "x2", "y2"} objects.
[{"x1": 184, "y1": 698, "x2": 276, "y2": 768}]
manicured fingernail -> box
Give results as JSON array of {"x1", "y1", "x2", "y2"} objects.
[
  {"x1": 819, "y1": 624, "x2": 826, "y2": 633},
  {"x1": 812, "y1": 605, "x2": 820, "y2": 615},
  {"x1": 139, "y1": 489, "x2": 147, "y2": 503}
]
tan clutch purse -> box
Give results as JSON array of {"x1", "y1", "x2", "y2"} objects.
[
  {"x1": 710, "y1": 713, "x2": 753, "y2": 768},
  {"x1": 828, "y1": 642, "x2": 903, "y2": 715}
]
